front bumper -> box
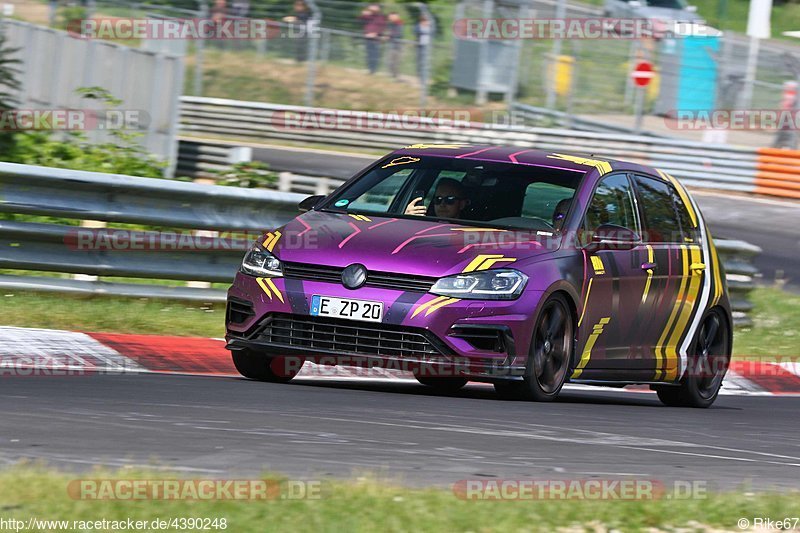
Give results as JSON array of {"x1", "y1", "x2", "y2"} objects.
[{"x1": 225, "y1": 272, "x2": 542, "y2": 379}]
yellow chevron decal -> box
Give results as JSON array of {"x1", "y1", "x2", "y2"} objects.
[
  {"x1": 382, "y1": 156, "x2": 421, "y2": 168},
  {"x1": 255, "y1": 277, "x2": 273, "y2": 301},
  {"x1": 572, "y1": 317, "x2": 611, "y2": 379},
  {"x1": 411, "y1": 296, "x2": 448, "y2": 319},
  {"x1": 462, "y1": 254, "x2": 517, "y2": 273},
  {"x1": 547, "y1": 153, "x2": 612, "y2": 176},
  {"x1": 263, "y1": 277, "x2": 284, "y2": 303},
  {"x1": 641, "y1": 245, "x2": 654, "y2": 305},
  {"x1": 348, "y1": 214, "x2": 372, "y2": 222},
  {"x1": 590, "y1": 255, "x2": 605, "y2": 275},
  {"x1": 262, "y1": 231, "x2": 282, "y2": 252}
]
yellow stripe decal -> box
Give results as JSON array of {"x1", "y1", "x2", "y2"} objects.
[
  {"x1": 403, "y1": 143, "x2": 466, "y2": 149},
  {"x1": 411, "y1": 296, "x2": 448, "y2": 319},
  {"x1": 590, "y1": 255, "x2": 605, "y2": 275},
  {"x1": 655, "y1": 245, "x2": 689, "y2": 380},
  {"x1": 263, "y1": 277, "x2": 284, "y2": 304},
  {"x1": 572, "y1": 317, "x2": 611, "y2": 379},
  {"x1": 547, "y1": 153, "x2": 612, "y2": 176},
  {"x1": 578, "y1": 277, "x2": 594, "y2": 328},
  {"x1": 665, "y1": 246, "x2": 703, "y2": 381},
  {"x1": 708, "y1": 233, "x2": 723, "y2": 306},
  {"x1": 641, "y1": 245, "x2": 654, "y2": 305},
  {"x1": 425, "y1": 297, "x2": 460, "y2": 316}
]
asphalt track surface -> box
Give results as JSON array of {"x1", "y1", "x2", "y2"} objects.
[
  {"x1": 2, "y1": 373, "x2": 799, "y2": 490},
  {"x1": 242, "y1": 144, "x2": 800, "y2": 292}
]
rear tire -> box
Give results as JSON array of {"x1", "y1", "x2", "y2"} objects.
[
  {"x1": 231, "y1": 350, "x2": 305, "y2": 383},
  {"x1": 494, "y1": 294, "x2": 574, "y2": 402},
  {"x1": 414, "y1": 375, "x2": 468, "y2": 392},
  {"x1": 655, "y1": 309, "x2": 730, "y2": 408}
]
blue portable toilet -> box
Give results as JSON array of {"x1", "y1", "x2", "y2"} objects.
[{"x1": 655, "y1": 32, "x2": 720, "y2": 115}]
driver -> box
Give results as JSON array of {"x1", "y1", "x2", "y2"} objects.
[{"x1": 404, "y1": 178, "x2": 470, "y2": 219}]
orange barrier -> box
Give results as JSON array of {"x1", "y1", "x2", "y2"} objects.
[{"x1": 755, "y1": 148, "x2": 800, "y2": 199}]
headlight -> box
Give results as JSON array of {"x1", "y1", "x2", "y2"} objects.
[
  {"x1": 240, "y1": 246, "x2": 282, "y2": 277},
  {"x1": 430, "y1": 269, "x2": 527, "y2": 300}
]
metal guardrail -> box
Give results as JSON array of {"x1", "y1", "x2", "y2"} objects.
[
  {"x1": 179, "y1": 96, "x2": 800, "y2": 200},
  {"x1": 0, "y1": 162, "x2": 760, "y2": 326}
]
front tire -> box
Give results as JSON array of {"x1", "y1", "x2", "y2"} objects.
[
  {"x1": 655, "y1": 309, "x2": 730, "y2": 408},
  {"x1": 231, "y1": 350, "x2": 305, "y2": 383},
  {"x1": 494, "y1": 294, "x2": 574, "y2": 402}
]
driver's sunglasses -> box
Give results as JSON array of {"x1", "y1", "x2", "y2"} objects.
[{"x1": 433, "y1": 195, "x2": 462, "y2": 206}]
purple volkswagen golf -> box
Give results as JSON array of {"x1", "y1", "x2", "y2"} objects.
[{"x1": 226, "y1": 144, "x2": 732, "y2": 407}]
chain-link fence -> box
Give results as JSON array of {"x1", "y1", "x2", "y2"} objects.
[{"x1": 11, "y1": 0, "x2": 800, "y2": 138}]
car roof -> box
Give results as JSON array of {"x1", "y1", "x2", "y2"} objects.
[{"x1": 389, "y1": 144, "x2": 655, "y2": 176}]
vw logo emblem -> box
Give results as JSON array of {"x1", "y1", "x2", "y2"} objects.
[{"x1": 342, "y1": 263, "x2": 368, "y2": 290}]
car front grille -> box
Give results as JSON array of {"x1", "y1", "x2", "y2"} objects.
[
  {"x1": 282, "y1": 262, "x2": 436, "y2": 293},
  {"x1": 250, "y1": 313, "x2": 449, "y2": 359}
]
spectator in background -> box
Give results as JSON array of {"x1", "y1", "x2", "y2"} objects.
[
  {"x1": 283, "y1": 0, "x2": 311, "y2": 62},
  {"x1": 386, "y1": 12, "x2": 403, "y2": 79},
  {"x1": 211, "y1": 0, "x2": 227, "y2": 23},
  {"x1": 231, "y1": 0, "x2": 249, "y2": 18},
  {"x1": 414, "y1": 13, "x2": 432, "y2": 81},
  {"x1": 359, "y1": 4, "x2": 386, "y2": 74}
]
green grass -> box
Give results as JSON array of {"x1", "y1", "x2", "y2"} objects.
[
  {"x1": 733, "y1": 286, "x2": 800, "y2": 358},
  {"x1": 0, "y1": 465, "x2": 798, "y2": 532},
  {"x1": 0, "y1": 291, "x2": 225, "y2": 337}
]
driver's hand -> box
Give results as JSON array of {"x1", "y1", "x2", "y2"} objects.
[{"x1": 404, "y1": 197, "x2": 426, "y2": 216}]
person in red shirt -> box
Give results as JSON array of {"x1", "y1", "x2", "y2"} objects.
[{"x1": 359, "y1": 4, "x2": 387, "y2": 74}]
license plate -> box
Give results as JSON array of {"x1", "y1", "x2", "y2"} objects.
[{"x1": 310, "y1": 295, "x2": 384, "y2": 323}]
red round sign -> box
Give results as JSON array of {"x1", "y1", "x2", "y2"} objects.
[{"x1": 631, "y1": 61, "x2": 654, "y2": 87}]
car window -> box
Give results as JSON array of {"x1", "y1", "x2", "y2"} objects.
[
  {"x1": 582, "y1": 174, "x2": 638, "y2": 244},
  {"x1": 633, "y1": 175, "x2": 689, "y2": 243},
  {"x1": 346, "y1": 168, "x2": 414, "y2": 213},
  {"x1": 522, "y1": 182, "x2": 575, "y2": 226},
  {"x1": 323, "y1": 156, "x2": 584, "y2": 230},
  {"x1": 671, "y1": 190, "x2": 698, "y2": 243}
]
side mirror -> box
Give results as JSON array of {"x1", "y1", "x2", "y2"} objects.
[
  {"x1": 586, "y1": 224, "x2": 641, "y2": 252},
  {"x1": 298, "y1": 194, "x2": 325, "y2": 213}
]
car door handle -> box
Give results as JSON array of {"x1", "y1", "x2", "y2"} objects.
[
  {"x1": 690, "y1": 262, "x2": 706, "y2": 273},
  {"x1": 641, "y1": 262, "x2": 657, "y2": 271}
]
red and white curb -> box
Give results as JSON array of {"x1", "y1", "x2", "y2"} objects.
[{"x1": 1, "y1": 326, "x2": 798, "y2": 396}]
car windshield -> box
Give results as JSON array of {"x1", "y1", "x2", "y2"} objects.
[{"x1": 322, "y1": 156, "x2": 585, "y2": 232}]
